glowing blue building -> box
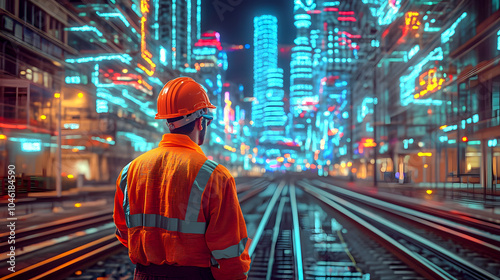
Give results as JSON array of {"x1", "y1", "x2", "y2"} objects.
[
  {"x1": 290, "y1": 3, "x2": 315, "y2": 146},
  {"x1": 253, "y1": 15, "x2": 287, "y2": 144}
]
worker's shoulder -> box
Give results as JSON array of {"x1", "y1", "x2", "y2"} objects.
[
  {"x1": 132, "y1": 147, "x2": 163, "y2": 162},
  {"x1": 209, "y1": 160, "x2": 233, "y2": 180}
]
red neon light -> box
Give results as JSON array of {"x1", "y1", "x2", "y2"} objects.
[
  {"x1": 339, "y1": 31, "x2": 361, "y2": 39},
  {"x1": 323, "y1": 22, "x2": 328, "y2": 31},
  {"x1": 307, "y1": 10, "x2": 322, "y2": 14},
  {"x1": 195, "y1": 39, "x2": 223, "y2": 51},
  {"x1": 338, "y1": 11, "x2": 355, "y2": 15},
  {"x1": 0, "y1": 123, "x2": 27, "y2": 129},
  {"x1": 223, "y1": 83, "x2": 230, "y2": 87},
  {"x1": 323, "y1": 8, "x2": 338, "y2": 12},
  {"x1": 338, "y1": 37, "x2": 359, "y2": 50},
  {"x1": 382, "y1": 28, "x2": 390, "y2": 38},
  {"x1": 338, "y1": 17, "x2": 356, "y2": 22},
  {"x1": 202, "y1": 31, "x2": 220, "y2": 40}
]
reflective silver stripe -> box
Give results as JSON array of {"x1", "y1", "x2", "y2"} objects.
[
  {"x1": 128, "y1": 213, "x2": 206, "y2": 234},
  {"x1": 185, "y1": 159, "x2": 218, "y2": 222},
  {"x1": 120, "y1": 162, "x2": 132, "y2": 228},
  {"x1": 211, "y1": 237, "x2": 248, "y2": 259}
]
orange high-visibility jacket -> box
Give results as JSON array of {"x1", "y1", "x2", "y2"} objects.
[{"x1": 113, "y1": 134, "x2": 251, "y2": 279}]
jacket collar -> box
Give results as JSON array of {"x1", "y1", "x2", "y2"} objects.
[{"x1": 159, "y1": 133, "x2": 205, "y2": 156}]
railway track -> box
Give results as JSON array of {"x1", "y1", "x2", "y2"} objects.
[
  {"x1": 4, "y1": 177, "x2": 498, "y2": 279},
  {"x1": 298, "y1": 179, "x2": 500, "y2": 280}
]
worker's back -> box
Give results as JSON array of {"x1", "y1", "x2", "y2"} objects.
[{"x1": 114, "y1": 133, "x2": 251, "y2": 279}]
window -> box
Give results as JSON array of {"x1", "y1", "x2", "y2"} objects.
[
  {"x1": 19, "y1": 0, "x2": 26, "y2": 20},
  {"x1": 26, "y1": 1, "x2": 33, "y2": 25}
]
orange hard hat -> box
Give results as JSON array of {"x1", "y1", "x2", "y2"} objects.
[{"x1": 155, "y1": 77, "x2": 216, "y2": 120}]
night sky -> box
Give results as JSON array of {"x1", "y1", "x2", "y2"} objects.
[{"x1": 201, "y1": 0, "x2": 295, "y2": 97}]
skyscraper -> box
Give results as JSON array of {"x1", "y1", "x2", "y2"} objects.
[
  {"x1": 158, "y1": 0, "x2": 201, "y2": 70},
  {"x1": 290, "y1": 3, "x2": 315, "y2": 146},
  {"x1": 253, "y1": 15, "x2": 287, "y2": 144}
]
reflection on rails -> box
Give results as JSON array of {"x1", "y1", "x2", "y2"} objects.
[{"x1": 299, "y1": 179, "x2": 500, "y2": 280}]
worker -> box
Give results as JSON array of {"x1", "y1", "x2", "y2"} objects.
[{"x1": 113, "y1": 77, "x2": 251, "y2": 279}]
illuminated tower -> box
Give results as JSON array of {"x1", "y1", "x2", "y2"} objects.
[
  {"x1": 253, "y1": 15, "x2": 286, "y2": 143},
  {"x1": 290, "y1": 2, "x2": 315, "y2": 146},
  {"x1": 262, "y1": 68, "x2": 287, "y2": 142},
  {"x1": 158, "y1": 0, "x2": 201, "y2": 69}
]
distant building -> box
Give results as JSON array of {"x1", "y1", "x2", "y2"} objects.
[
  {"x1": 158, "y1": 0, "x2": 201, "y2": 70},
  {"x1": 253, "y1": 15, "x2": 286, "y2": 145}
]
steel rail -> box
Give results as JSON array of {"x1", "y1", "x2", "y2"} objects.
[
  {"x1": 248, "y1": 180, "x2": 285, "y2": 257},
  {"x1": 312, "y1": 180, "x2": 500, "y2": 250},
  {"x1": 0, "y1": 232, "x2": 121, "y2": 280},
  {"x1": 299, "y1": 180, "x2": 499, "y2": 280},
  {"x1": 289, "y1": 183, "x2": 304, "y2": 280}
]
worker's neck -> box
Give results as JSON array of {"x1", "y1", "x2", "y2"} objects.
[{"x1": 186, "y1": 131, "x2": 199, "y2": 145}]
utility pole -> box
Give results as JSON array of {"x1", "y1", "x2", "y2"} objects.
[
  {"x1": 55, "y1": 92, "x2": 62, "y2": 197},
  {"x1": 373, "y1": 68, "x2": 378, "y2": 187}
]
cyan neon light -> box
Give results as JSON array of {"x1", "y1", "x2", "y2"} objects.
[
  {"x1": 443, "y1": 125, "x2": 457, "y2": 132},
  {"x1": 148, "y1": 76, "x2": 163, "y2": 86},
  {"x1": 497, "y1": 30, "x2": 500, "y2": 51},
  {"x1": 65, "y1": 76, "x2": 81, "y2": 84},
  {"x1": 400, "y1": 47, "x2": 443, "y2": 106},
  {"x1": 294, "y1": 0, "x2": 316, "y2": 11},
  {"x1": 96, "y1": 11, "x2": 131, "y2": 27},
  {"x1": 488, "y1": 139, "x2": 498, "y2": 147},
  {"x1": 408, "y1": 45, "x2": 420, "y2": 60},
  {"x1": 323, "y1": 1, "x2": 340, "y2": 6},
  {"x1": 160, "y1": 46, "x2": 167, "y2": 65},
  {"x1": 154, "y1": 0, "x2": 159, "y2": 40},
  {"x1": 122, "y1": 89, "x2": 156, "y2": 118},
  {"x1": 42, "y1": 143, "x2": 86, "y2": 150},
  {"x1": 413, "y1": 99, "x2": 443, "y2": 106},
  {"x1": 63, "y1": 123, "x2": 80, "y2": 130},
  {"x1": 441, "y1": 12, "x2": 467, "y2": 44},
  {"x1": 97, "y1": 89, "x2": 128, "y2": 108},
  {"x1": 66, "y1": 54, "x2": 132, "y2": 64},
  {"x1": 424, "y1": 22, "x2": 441, "y2": 32},
  {"x1": 92, "y1": 136, "x2": 115, "y2": 145},
  {"x1": 21, "y1": 141, "x2": 41, "y2": 152},
  {"x1": 197, "y1": 0, "x2": 201, "y2": 40},
  {"x1": 66, "y1": 26, "x2": 103, "y2": 37},
  {"x1": 375, "y1": 0, "x2": 401, "y2": 25},
  {"x1": 468, "y1": 140, "x2": 481, "y2": 145},
  {"x1": 439, "y1": 136, "x2": 448, "y2": 142},
  {"x1": 131, "y1": 3, "x2": 142, "y2": 17},
  {"x1": 96, "y1": 99, "x2": 109, "y2": 113}
]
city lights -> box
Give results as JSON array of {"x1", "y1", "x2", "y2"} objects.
[{"x1": 1, "y1": 0, "x2": 498, "y2": 188}]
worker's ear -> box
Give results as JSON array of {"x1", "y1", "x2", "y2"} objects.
[{"x1": 196, "y1": 117, "x2": 203, "y2": 131}]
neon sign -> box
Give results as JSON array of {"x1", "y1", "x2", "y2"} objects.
[
  {"x1": 405, "y1": 12, "x2": 420, "y2": 31},
  {"x1": 413, "y1": 67, "x2": 447, "y2": 99},
  {"x1": 137, "y1": 0, "x2": 156, "y2": 76}
]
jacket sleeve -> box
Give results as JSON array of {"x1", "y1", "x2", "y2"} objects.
[
  {"x1": 113, "y1": 169, "x2": 128, "y2": 247},
  {"x1": 205, "y1": 175, "x2": 251, "y2": 280}
]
